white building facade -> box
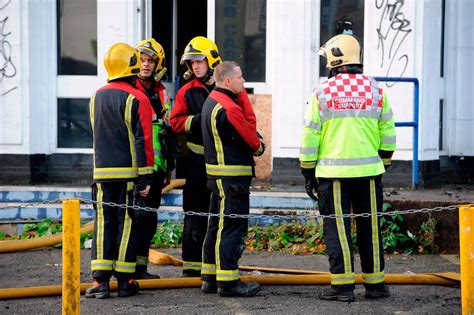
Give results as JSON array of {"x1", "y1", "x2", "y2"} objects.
[{"x1": 1, "y1": 0, "x2": 473, "y2": 187}]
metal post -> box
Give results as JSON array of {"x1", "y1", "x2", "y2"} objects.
[
  {"x1": 62, "y1": 199, "x2": 81, "y2": 315},
  {"x1": 459, "y1": 205, "x2": 474, "y2": 314},
  {"x1": 374, "y1": 77, "x2": 420, "y2": 188}
]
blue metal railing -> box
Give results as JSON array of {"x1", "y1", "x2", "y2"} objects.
[{"x1": 374, "y1": 77, "x2": 419, "y2": 188}]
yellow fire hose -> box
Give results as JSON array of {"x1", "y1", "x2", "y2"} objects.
[
  {"x1": 0, "y1": 179, "x2": 185, "y2": 253},
  {"x1": 0, "y1": 273, "x2": 460, "y2": 300}
]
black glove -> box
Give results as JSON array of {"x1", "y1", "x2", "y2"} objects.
[
  {"x1": 254, "y1": 132, "x2": 265, "y2": 156},
  {"x1": 133, "y1": 184, "x2": 147, "y2": 220},
  {"x1": 301, "y1": 168, "x2": 318, "y2": 201}
]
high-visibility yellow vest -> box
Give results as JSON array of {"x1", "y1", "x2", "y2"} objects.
[
  {"x1": 299, "y1": 73, "x2": 396, "y2": 178},
  {"x1": 153, "y1": 88, "x2": 171, "y2": 172}
]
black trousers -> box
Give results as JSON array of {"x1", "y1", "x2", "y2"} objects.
[
  {"x1": 201, "y1": 177, "x2": 251, "y2": 287},
  {"x1": 135, "y1": 170, "x2": 165, "y2": 270},
  {"x1": 318, "y1": 176, "x2": 385, "y2": 291},
  {"x1": 91, "y1": 181, "x2": 138, "y2": 282},
  {"x1": 181, "y1": 152, "x2": 211, "y2": 273}
]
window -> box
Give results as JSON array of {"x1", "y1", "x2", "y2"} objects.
[
  {"x1": 58, "y1": 98, "x2": 92, "y2": 148},
  {"x1": 319, "y1": 0, "x2": 364, "y2": 77},
  {"x1": 215, "y1": 0, "x2": 266, "y2": 82},
  {"x1": 57, "y1": 0, "x2": 97, "y2": 75}
]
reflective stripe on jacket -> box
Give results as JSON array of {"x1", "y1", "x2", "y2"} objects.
[
  {"x1": 299, "y1": 73, "x2": 396, "y2": 178},
  {"x1": 201, "y1": 88, "x2": 261, "y2": 178},
  {"x1": 89, "y1": 81, "x2": 154, "y2": 181}
]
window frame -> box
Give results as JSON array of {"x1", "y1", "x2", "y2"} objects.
[{"x1": 208, "y1": 0, "x2": 270, "y2": 94}]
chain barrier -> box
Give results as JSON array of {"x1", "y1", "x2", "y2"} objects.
[
  {"x1": 79, "y1": 198, "x2": 464, "y2": 221},
  {"x1": 0, "y1": 198, "x2": 469, "y2": 221},
  {"x1": 0, "y1": 198, "x2": 64, "y2": 210}
]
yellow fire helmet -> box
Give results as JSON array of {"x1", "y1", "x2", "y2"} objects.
[
  {"x1": 136, "y1": 38, "x2": 167, "y2": 81},
  {"x1": 104, "y1": 43, "x2": 141, "y2": 82},
  {"x1": 180, "y1": 36, "x2": 222, "y2": 71},
  {"x1": 318, "y1": 34, "x2": 362, "y2": 69}
]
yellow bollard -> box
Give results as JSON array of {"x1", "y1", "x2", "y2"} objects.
[
  {"x1": 62, "y1": 199, "x2": 81, "y2": 315},
  {"x1": 460, "y1": 205, "x2": 474, "y2": 315}
]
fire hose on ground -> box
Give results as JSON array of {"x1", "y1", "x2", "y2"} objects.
[{"x1": 0, "y1": 271, "x2": 461, "y2": 300}]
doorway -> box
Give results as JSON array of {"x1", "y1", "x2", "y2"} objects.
[{"x1": 152, "y1": 0, "x2": 207, "y2": 96}]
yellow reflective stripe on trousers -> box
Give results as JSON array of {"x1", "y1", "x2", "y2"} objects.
[
  {"x1": 370, "y1": 179, "x2": 381, "y2": 274},
  {"x1": 215, "y1": 179, "x2": 225, "y2": 272},
  {"x1": 115, "y1": 260, "x2": 136, "y2": 273},
  {"x1": 118, "y1": 181, "x2": 134, "y2": 263},
  {"x1": 362, "y1": 271, "x2": 385, "y2": 284},
  {"x1": 331, "y1": 272, "x2": 355, "y2": 285},
  {"x1": 216, "y1": 269, "x2": 240, "y2": 282},
  {"x1": 187, "y1": 142, "x2": 204, "y2": 155},
  {"x1": 333, "y1": 180, "x2": 352, "y2": 275},
  {"x1": 96, "y1": 183, "x2": 104, "y2": 259},
  {"x1": 202, "y1": 263, "x2": 216, "y2": 275},
  {"x1": 183, "y1": 261, "x2": 202, "y2": 271},
  {"x1": 211, "y1": 104, "x2": 225, "y2": 164},
  {"x1": 125, "y1": 95, "x2": 137, "y2": 169},
  {"x1": 91, "y1": 259, "x2": 113, "y2": 271},
  {"x1": 206, "y1": 164, "x2": 252, "y2": 177}
]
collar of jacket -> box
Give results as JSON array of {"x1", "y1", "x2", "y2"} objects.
[
  {"x1": 214, "y1": 87, "x2": 238, "y2": 102},
  {"x1": 328, "y1": 65, "x2": 363, "y2": 78}
]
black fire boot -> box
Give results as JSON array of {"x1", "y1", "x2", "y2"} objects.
[
  {"x1": 320, "y1": 286, "x2": 355, "y2": 302},
  {"x1": 218, "y1": 281, "x2": 261, "y2": 297},
  {"x1": 365, "y1": 283, "x2": 390, "y2": 299},
  {"x1": 134, "y1": 268, "x2": 161, "y2": 280},
  {"x1": 118, "y1": 279, "x2": 139, "y2": 297},
  {"x1": 85, "y1": 281, "x2": 110, "y2": 299},
  {"x1": 201, "y1": 281, "x2": 218, "y2": 294}
]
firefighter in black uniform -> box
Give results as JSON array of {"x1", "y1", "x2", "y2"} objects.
[
  {"x1": 200, "y1": 61, "x2": 265, "y2": 297},
  {"x1": 169, "y1": 36, "x2": 222, "y2": 276},
  {"x1": 85, "y1": 43, "x2": 154, "y2": 299}
]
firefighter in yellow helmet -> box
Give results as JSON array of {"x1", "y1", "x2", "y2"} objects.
[
  {"x1": 132, "y1": 38, "x2": 177, "y2": 279},
  {"x1": 86, "y1": 43, "x2": 155, "y2": 299},
  {"x1": 300, "y1": 34, "x2": 396, "y2": 301},
  {"x1": 169, "y1": 36, "x2": 222, "y2": 277}
]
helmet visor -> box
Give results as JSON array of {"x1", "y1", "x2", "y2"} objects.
[
  {"x1": 137, "y1": 47, "x2": 157, "y2": 59},
  {"x1": 180, "y1": 53, "x2": 206, "y2": 64}
]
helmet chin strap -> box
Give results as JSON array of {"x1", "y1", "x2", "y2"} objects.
[{"x1": 199, "y1": 69, "x2": 214, "y2": 84}]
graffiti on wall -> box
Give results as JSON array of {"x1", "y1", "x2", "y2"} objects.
[
  {"x1": 0, "y1": 0, "x2": 17, "y2": 96},
  {"x1": 375, "y1": 0, "x2": 412, "y2": 86}
]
